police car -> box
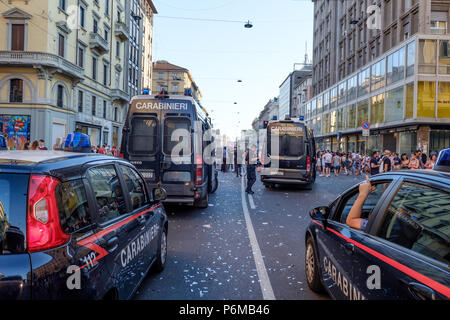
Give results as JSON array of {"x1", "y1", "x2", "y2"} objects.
[
  {"x1": 305, "y1": 148, "x2": 450, "y2": 300},
  {"x1": 0, "y1": 133, "x2": 168, "y2": 300}
]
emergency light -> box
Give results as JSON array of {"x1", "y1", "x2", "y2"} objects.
[
  {"x1": 0, "y1": 135, "x2": 6, "y2": 150},
  {"x1": 435, "y1": 148, "x2": 450, "y2": 173},
  {"x1": 299, "y1": 116, "x2": 305, "y2": 121},
  {"x1": 142, "y1": 88, "x2": 150, "y2": 95},
  {"x1": 64, "y1": 133, "x2": 91, "y2": 153},
  {"x1": 184, "y1": 89, "x2": 192, "y2": 96}
]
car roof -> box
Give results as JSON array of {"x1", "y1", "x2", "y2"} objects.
[
  {"x1": 0, "y1": 150, "x2": 112, "y2": 164},
  {"x1": 377, "y1": 169, "x2": 450, "y2": 185}
]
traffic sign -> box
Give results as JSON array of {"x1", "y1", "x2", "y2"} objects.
[
  {"x1": 362, "y1": 129, "x2": 370, "y2": 137},
  {"x1": 362, "y1": 121, "x2": 370, "y2": 129}
]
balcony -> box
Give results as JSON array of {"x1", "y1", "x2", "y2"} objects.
[
  {"x1": 114, "y1": 22, "x2": 130, "y2": 41},
  {"x1": 111, "y1": 88, "x2": 130, "y2": 103},
  {"x1": 0, "y1": 51, "x2": 84, "y2": 81},
  {"x1": 89, "y1": 32, "x2": 109, "y2": 54}
]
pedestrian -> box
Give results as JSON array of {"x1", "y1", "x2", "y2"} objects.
[
  {"x1": 341, "y1": 153, "x2": 348, "y2": 175},
  {"x1": 380, "y1": 150, "x2": 392, "y2": 173},
  {"x1": 23, "y1": 142, "x2": 30, "y2": 150},
  {"x1": 245, "y1": 145, "x2": 258, "y2": 194},
  {"x1": 346, "y1": 153, "x2": 353, "y2": 175},
  {"x1": 392, "y1": 153, "x2": 401, "y2": 170},
  {"x1": 332, "y1": 152, "x2": 340, "y2": 176},
  {"x1": 415, "y1": 150, "x2": 424, "y2": 169},
  {"x1": 38, "y1": 139, "x2": 48, "y2": 150},
  {"x1": 425, "y1": 153, "x2": 437, "y2": 169},
  {"x1": 370, "y1": 151, "x2": 380, "y2": 176},
  {"x1": 320, "y1": 151, "x2": 326, "y2": 177},
  {"x1": 317, "y1": 151, "x2": 323, "y2": 176},
  {"x1": 234, "y1": 146, "x2": 242, "y2": 177},
  {"x1": 222, "y1": 147, "x2": 228, "y2": 172},
  {"x1": 408, "y1": 153, "x2": 420, "y2": 170},
  {"x1": 323, "y1": 150, "x2": 332, "y2": 177},
  {"x1": 400, "y1": 153, "x2": 409, "y2": 169},
  {"x1": 31, "y1": 140, "x2": 39, "y2": 150},
  {"x1": 353, "y1": 153, "x2": 361, "y2": 176}
]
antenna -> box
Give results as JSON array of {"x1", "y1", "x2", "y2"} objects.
[{"x1": 304, "y1": 42, "x2": 309, "y2": 64}]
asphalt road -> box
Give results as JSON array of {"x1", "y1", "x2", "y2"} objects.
[{"x1": 134, "y1": 170, "x2": 365, "y2": 300}]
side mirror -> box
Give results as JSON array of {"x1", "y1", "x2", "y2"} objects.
[
  {"x1": 309, "y1": 206, "x2": 330, "y2": 222},
  {"x1": 153, "y1": 187, "x2": 167, "y2": 202}
]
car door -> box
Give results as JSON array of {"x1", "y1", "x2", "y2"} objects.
[
  {"x1": 85, "y1": 163, "x2": 142, "y2": 299},
  {"x1": 316, "y1": 178, "x2": 395, "y2": 299},
  {"x1": 119, "y1": 164, "x2": 159, "y2": 265},
  {"x1": 355, "y1": 178, "x2": 450, "y2": 300}
]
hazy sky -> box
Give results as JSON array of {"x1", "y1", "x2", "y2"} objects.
[{"x1": 152, "y1": 0, "x2": 314, "y2": 139}]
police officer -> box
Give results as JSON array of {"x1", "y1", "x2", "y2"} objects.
[{"x1": 245, "y1": 145, "x2": 258, "y2": 194}]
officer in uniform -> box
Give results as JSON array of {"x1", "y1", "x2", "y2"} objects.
[{"x1": 245, "y1": 145, "x2": 258, "y2": 194}]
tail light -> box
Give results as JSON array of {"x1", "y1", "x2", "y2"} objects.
[
  {"x1": 261, "y1": 154, "x2": 265, "y2": 166},
  {"x1": 119, "y1": 153, "x2": 124, "y2": 159},
  {"x1": 195, "y1": 155, "x2": 203, "y2": 185},
  {"x1": 27, "y1": 175, "x2": 69, "y2": 252},
  {"x1": 306, "y1": 156, "x2": 311, "y2": 174}
]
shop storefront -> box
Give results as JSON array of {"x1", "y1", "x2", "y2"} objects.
[
  {"x1": 430, "y1": 129, "x2": 450, "y2": 154},
  {"x1": 0, "y1": 115, "x2": 31, "y2": 150}
]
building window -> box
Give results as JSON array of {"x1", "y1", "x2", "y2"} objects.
[
  {"x1": 115, "y1": 71, "x2": 120, "y2": 88},
  {"x1": 58, "y1": 34, "x2": 65, "y2": 57},
  {"x1": 370, "y1": 93, "x2": 384, "y2": 125},
  {"x1": 11, "y1": 24, "x2": 25, "y2": 51},
  {"x1": 405, "y1": 82, "x2": 414, "y2": 119},
  {"x1": 116, "y1": 41, "x2": 120, "y2": 57},
  {"x1": 56, "y1": 85, "x2": 64, "y2": 108},
  {"x1": 105, "y1": 0, "x2": 110, "y2": 15},
  {"x1": 417, "y1": 81, "x2": 436, "y2": 118},
  {"x1": 103, "y1": 100, "x2": 107, "y2": 118},
  {"x1": 104, "y1": 28, "x2": 109, "y2": 41},
  {"x1": 418, "y1": 39, "x2": 437, "y2": 74},
  {"x1": 77, "y1": 46, "x2": 84, "y2": 68},
  {"x1": 406, "y1": 41, "x2": 415, "y2": 77},
  {"x1": 78, "y1": 90, "x2": 83, "y2": 112},
  {"x1": 430, "y1": 11, "x2": 448, "y2": 35},
  {"x1": 103, "y1": 63, "x2": 108, "y2": 85},
  {"x1": 385, "y1": 86, "x2": 404, "y2": 122},
  {"x1": 158, "y1": 72, "x2": 164, "y2": 80},
  {"x1": 92, "y1": 57, "x2": 98, "y2": 80},
  {"x1": 357, "y1": 99, "x2": 369, "y2": 127},
  {"x1": 59, "y1": 0, "x2": 66, "y2": 11},
  {"x1": 93, "y1": 17, "x2": 98, "y2": 33},
  {"x1": 79, "y1": 6, "x2": 86, "y2": 28},
  {"x1": 114, "y1": 107, "x2": 118, "y2": 122},
  {"x1": 92, "y1": 96, "x2": 97, "y2": 116},
  {"x1": 438, "y1": 40, "x2": 450, "y2": 75},
  {"x1": 172, "y1": 85, "x2": 178, "y2": 93},
  {"x1": 387, "y1": 47, "x2": 405, "y2": 85},
  {"x1": 437, "y1": 82, "x2": 450, "y2": 118},
  {"x1": 9, "y1": 79, "x2": 23, "y2": 103}
]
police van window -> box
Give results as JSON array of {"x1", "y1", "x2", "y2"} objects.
[
  {"x1": 269, "y1": 124, "x2": 305, "y2": 157},
  {"x1": 130, "y1": 117, "x2": 157, "y2": 155},
  {"x1": 0, "y1": 174, "x2": 28, "y2": 254},
  {"x1": 56, "y1": 179, "x2": 92, "y2": 233},
  {"x1": 163, "y1": 117, "x2": 192, "y2": 156},
  {"x1": 335, "y1": 181, "x2": 392, "y2": 226},
  {"x1": 120, "y1": 165, "x2": 149, "y2": 211},
  {"x1": 377, "y1": 182, "x2": 450, "y2": 265},
  {"x1": 87, "y1": 165, "x2": 127, "y2": 224}
]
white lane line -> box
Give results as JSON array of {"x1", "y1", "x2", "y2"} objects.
[
  {"x1": 240, "y1": 175, "x2": 275, "y2": 300},
  {"x1": 248, "y1": 193, "x2": 256, "y2": 209}
]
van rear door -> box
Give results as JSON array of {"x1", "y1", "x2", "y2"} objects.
[
  {"x1": 268, "y1": 122, "x2": 307, "y2": 172},
  {"x1": 0, "y1": 173, "x2": 31, "y2": 300}
]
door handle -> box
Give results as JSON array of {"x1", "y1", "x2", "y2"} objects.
[
  {"x1": 408, "y1": 282, "x2": 436, "y2": 300},
  {"x1": 137, "y1": 215, "x2": 146, "y2": 225},
  {"x1": 106, "y1": 236, "x2": 119, "y2": 253},
  {"x1": 343, "y1": 243, "x2": 355, "y2": 255}
]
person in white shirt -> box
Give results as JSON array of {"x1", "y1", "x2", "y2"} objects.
[{"x1": 324, "y1": 151, "x2": 333, "y2": 177}]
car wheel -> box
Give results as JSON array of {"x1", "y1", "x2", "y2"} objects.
[
  {"x1": 264, "y1": 183, "x2": 273, "y2": 189},
  {"x1": 305, "y1": 236, "x2": 324, "y2": 293},
  {"x1": 153, "y1": 227, "x2": 167, "y2": 273}
]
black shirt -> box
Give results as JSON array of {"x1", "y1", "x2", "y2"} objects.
[
  {"x1": 370, "y1": 157, "x2": 379, "y2": 175},
  {"x1": 381, "y1": 156, "x2": 392, "y2": 172}
]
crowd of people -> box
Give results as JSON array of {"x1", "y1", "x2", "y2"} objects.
[
  {"x1": 23, "y1": 139, "x2": 48, "y2": 151},
  {"x1": 91, "y1": 144, "x2": 120, "y2": 156},
  {"x1": 317, "y1": 149, "x2": 439, "y2": 177}
]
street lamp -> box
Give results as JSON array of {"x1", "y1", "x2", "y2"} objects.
[{"x1": 244, "y1": 21, "x2": 253, "y2": 28}]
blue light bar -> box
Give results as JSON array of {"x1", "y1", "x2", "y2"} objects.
[
  {"x1": 435, "y1": 148, "x2": 450, "y2": 172},
  {"x1": 0, "y1": 135, "x2": 6, "y2": 150},
  {"x1": 64, "y1": 133, "x2": 91, "y2": 153},
  {"x1": 142, "y1": 88, "x2": 150, "y2": 95},
  {"x1": 299, "y1": 116, "x2": 305, "y2": 121}
]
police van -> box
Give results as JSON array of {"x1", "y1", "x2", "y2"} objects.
[
  {"x1": 121, "y1": 93, "x2": 219, "y2": 208},
  {"x1": 305, "y1": 148, "x2": 450, "y2": 300},
  {"x1": 261, "y1": 118, "x2": 316, "y2": 189},
  {"x1": 0, "y1": 133, "x2": 169, "y2": 300}
]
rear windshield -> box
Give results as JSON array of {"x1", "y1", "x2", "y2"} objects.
[
  {"x1": 268, "y1": 123, "x2": 306, "y2": 157},
  {"x1": 163, "y1": 117, "x2": 192, "y2": 156},
  {"x1": 0, "y1": 174, "x2": 28, "y2": 254},
  {"x1": 130, "y1": 117, "x2": 157, "y2": 155}
]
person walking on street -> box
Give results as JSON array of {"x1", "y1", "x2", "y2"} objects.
[
  {"x1": 245, "y1": 145, "x2": 258, "y2": 194},
  {"x1": 370, "y1": 151, "x2": 380, "y2": 176},
  {"x1": 380, "y1": 150, "x2": 392, "y2": 173},
  {"x1": 234, "y1": 146, "x2": 242, "y2": 177},
  {"x1": 408, "y1": 153, "x2": 420, "y2": 170},
  {"x1": 400, "y1": 153, "x2": 409, "y2": 169},
  {"x1": 222, "y1": 147, "x2": 228, "y2": 172},
  {"x1": 333, "y1": 152, "x2": 341, "y2": 176},
  {"x1": 324, "y1": 150, "x2": 333, "y2": 177}
]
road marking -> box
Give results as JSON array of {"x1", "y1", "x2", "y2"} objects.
[
  {"x1": 240, "y1": 175, "x2": 275, "y2": 300},
  {"x1": 248, "y1": 194, "x2": 256, "y2": 209}
]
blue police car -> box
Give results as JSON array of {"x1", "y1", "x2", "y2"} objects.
[
  {"x1": 305, "y1": 148, "x2": 450, "y2": 300},
  {"x1": 0, "y1": 134, "x2": 169, "y2": 300}
]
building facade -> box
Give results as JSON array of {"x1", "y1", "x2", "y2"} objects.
[
  {"x1": 252, "y1": 97, "x2": 279, "y2": 131},
  {"x1": 151, "y1": 60, "x2": 202, "y2": 103},
  {"x1": 0, "y1": 0, "x2": 156, "y2": 150},
  {"x1": 278, "y1": 68, "x2": 313, "y2": 120},
  {"x1": 293, "y1": 75, "x2": 313, "y2": 118},
  {"x1": 307, "y1": 0, "x2": 450, "y2": 155}
]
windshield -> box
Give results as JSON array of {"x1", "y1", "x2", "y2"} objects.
[
  {"x1": 130, "y1": 117, "x2": 158, "y2": 155},
  {"x1": 268, "y1": 123, "x2": 306, "y2": 157},
  {"x1": 0, "y1": 173, "x2": 28, "y2": 254}
]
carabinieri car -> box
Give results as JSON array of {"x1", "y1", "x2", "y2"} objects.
[
  {"x1": 305, "y1": 149, "x2": 450, "y2": 300},
  {"x1": 0, "y1": 139, "x2": 168, "y2": 300}
]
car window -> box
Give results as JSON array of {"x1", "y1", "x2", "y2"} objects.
[
  {"x1": 87, "y1": 165, "x2": 127, "y2": 224},
  {"x1": 163, "y1": 117, "x2": 192, "y2": 156},
  {"x1": 120, "y1": 165, "x2": 149, "y2": 211},
  {"x1": 377, "y1": 182, "x2": 450, "y2": 265},
  {"x1": 333, "y1": 181, "x2": 392, "y2": 225},
  {"x1": 55, "y1": 179, "x2": 92, "y2": 233}
]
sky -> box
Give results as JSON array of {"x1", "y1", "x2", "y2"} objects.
[{"x1": 152, "y1": 0, "x2": 314, "y2": 139}]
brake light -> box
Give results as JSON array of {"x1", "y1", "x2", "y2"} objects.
[
  {"x1": 119, "y1": 153, "x2": 124, "y2": 159},
  {"x1": 306, "y1": 156, "x2": 311, "y2": 174},
  {"x1": 196, "y1": 165, "x2": 203, "y2": 185},
  {"x1": 27, "y1": 175, "x2": 70, "y2": 252}
]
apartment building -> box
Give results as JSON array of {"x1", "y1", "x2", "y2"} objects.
[
  {"x1": 0, "y1": 0, "x2": 156, "y2": 150},
  {"x1": 307, "y1": 0, "x2": 450, "y2": 155}
]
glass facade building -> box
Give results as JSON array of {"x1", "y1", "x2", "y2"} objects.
[{"x1": 305, "y1": 35, "x2": 450, "y2": 156}]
